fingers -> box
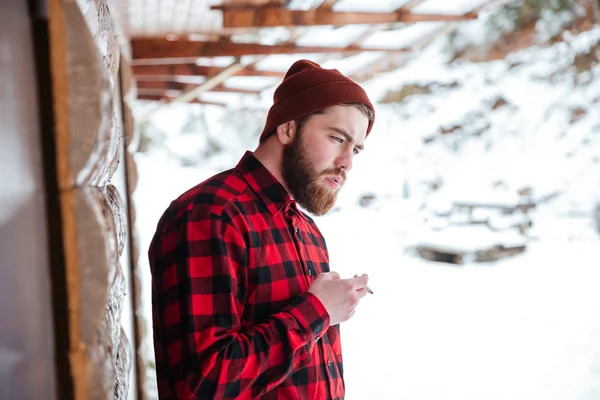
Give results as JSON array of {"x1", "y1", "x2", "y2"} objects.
[
  {"x1": 348, "y1": 274, "x2": 369, "y2": 290},
  {"x1": 355, "y1": 287, "x2": 369, "y2": 299},
  {"x1": 320, "y1": 271, "x2": 341, "y2": 280},
  {"x1": 353, "y1": 274, "x2": 373, "y2": 294}
]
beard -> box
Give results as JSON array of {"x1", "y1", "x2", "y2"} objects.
[{"x1": 281, "y1": 131, "x2": 346, "y2": 216}]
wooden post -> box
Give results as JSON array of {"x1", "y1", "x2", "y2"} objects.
[{"x1": 593, "y1": 0, "x2": 600, "y2": 24}]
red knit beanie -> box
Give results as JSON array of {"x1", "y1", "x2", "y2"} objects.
[{"x1": 259, "y1": 59, "x2": 375, "y2": 142}]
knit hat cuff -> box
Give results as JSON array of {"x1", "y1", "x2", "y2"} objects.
[{"x1": 262, "y1": 80, "x2": 373, "y2": 139}]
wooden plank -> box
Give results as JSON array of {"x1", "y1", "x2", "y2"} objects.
[
  {"x1": 206, "y1": 85, "x2": 263, "y2": 94},
  {"x1": 453, "y1": 201, "x2": 536, "y2": 213},
  {"x1": 318, "y1": 0, "x2": 340, "y2": 9},
  {"x1": 399, "y1": 0, "x2": 428, "y2": 10},
  {"x1": 221, "y1": 8, "x2": 478, "y2": 28},
  {"x1": 351, "y1": 23, "x2": 455, "y2": 81},
  {"x1": 348, "y1": 25, "x2": 385, "y2": 48},
  {"x1": 137, "y1": 60, "x2": 246, "y2": 121},
  {"x1": 350, "y1": 0, "x2": 510, "y2": 80},
  {"x1": 118, "y1": 54, "x2": 146, "y2": 400},
  {"x1": 478, "y1": 0, "x2": 519, "y2": 11},
  {"x1": 136, "y1": 80, "x2": 262, "y2": 94},
  {"x1": 72, "y1": 0, "x2": 130, "y2": 64},
  {"x1": 174, "y1": 60, "x2": 246, "y2": 103},
  {"x1": 135, "y1": 80, "x2": 191, "y2": 91},
  {"x1": 132, "y1": 39, "x2": 407, "y2": 60},
  {"x1": 132, "y1": 63, "x2": 285, "y2": 78},
  {"x1": 211, "y1": 0, "x2": 289, "y2": 10},
  {"x1": 345, "y1": 1, "x2": 428, "y2": 51},
  {"x1": 138, "y1": 94, "x2": 227, "y2": 107},
  {"x1": 48, "y1": 0, "x2": 133, "y2": 399}
]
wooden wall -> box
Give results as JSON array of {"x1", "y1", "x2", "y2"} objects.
[{"x1": 47, "y1": 0, "x2": 140, "y2": 398}]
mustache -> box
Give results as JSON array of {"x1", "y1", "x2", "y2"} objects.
[{"x1": 319, "y1": 168, "x2": 347, "y2": 183}]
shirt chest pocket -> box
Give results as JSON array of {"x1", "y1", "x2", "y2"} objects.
[
  {"x1": 243, "y1": 224, "x2": 329, "y2": 322},
  {"x1": 243, "y1": 232, "x2": 305, "y2": 320}
]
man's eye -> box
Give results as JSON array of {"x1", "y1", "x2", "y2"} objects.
[
  {"x1": 353, "y1": 148, "x2": 359, "y2": 155},
  {"x1": 332, "y1": 137, "x2": 343, "y2": 143}
]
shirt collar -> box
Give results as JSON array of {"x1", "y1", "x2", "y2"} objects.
[{"x1": 236, "y1": 151, "x2": 302, "y2": 217}]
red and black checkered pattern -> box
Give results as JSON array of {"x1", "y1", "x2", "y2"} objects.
[{"x1": 149, "y1": 151, "x2": 345, "y2": 399}]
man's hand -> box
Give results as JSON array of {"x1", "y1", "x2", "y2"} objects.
[{"x1": 308, "y1": 272, "x2": 370, "y2": 326}]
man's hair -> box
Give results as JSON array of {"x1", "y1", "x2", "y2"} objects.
[{"x1": 295, "y1": 102, "x2": 374, "y2": 135}]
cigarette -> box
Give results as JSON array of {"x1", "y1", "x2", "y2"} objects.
[{"x1": 354, "y1": 274, "x2": 374, "y2": 295}]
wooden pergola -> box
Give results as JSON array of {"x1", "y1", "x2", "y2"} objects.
[{"x1": 126, "y1": 0, "x2": 515, "y2": 107}]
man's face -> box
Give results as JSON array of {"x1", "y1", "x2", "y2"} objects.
[{"x1": 282, "y1": 105, "x2": 369, "y2": 216}]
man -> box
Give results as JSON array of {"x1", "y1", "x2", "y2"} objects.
[{"x1": 148, "y1": 59, "x2": 375, "y2": 399}]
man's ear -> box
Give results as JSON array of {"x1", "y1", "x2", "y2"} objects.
[{"x1": 275, "y1": 120, "x2": 297, "y2": 145}]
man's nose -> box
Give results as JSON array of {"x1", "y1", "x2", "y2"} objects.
[{"x1": 336, "y1": 150, "x2": 353, "y2": 172}]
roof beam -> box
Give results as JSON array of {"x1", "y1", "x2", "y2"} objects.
[
  {"x1": 136, "y1": 80, "x2": 262, "y2": 95},
  {"x1": 137, "y1": 94, "x2": 227, "y2": 107},
  {"x1": 170, "y1": 60, "x2": 246, "y2": 104},
  {"x1": 350, "y1": 0, "x2": 514, "y2": 81},
  {"x1": 345, "y1": 1, "x2": 430, "y2": 52},
  {"x1": 137, "y1": 60, "x2": 246, "y2": 121},
  {"x1": 221, "y1": 8, "x2": 478, "y2": 28},
  {"x1": 318, "y1": 0, "x2": 340, "y2": 9},
  {"x1": 132, "y1": 63, "x2": 285, "y2": 78},
  {"x1": 131, "y1": 39, "x2": 407, "y2": 61},
  {"x1": 399, "y1": 0, "x2": 428, "y2": 10},
  {"x1": 211, "y1": 0, "x2": 289, "y2": 10}
]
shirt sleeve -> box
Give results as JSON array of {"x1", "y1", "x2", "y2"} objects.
[{"x1": 150, "y1": 207, "x2": 330, "y2": 399}]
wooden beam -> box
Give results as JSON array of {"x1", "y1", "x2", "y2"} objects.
[
  {"x1": 136, "y1": 80, "x2": 262, "y2": 95},
  {"x1": 172, "y1": 61, "x2": 246, "y2": 103},
  {"x1": 349, "y1": 25, "x2": 385, "y2": 48},
  {"x1": 211, "y1": 0, "x2": 288, "y2": 10},
  {"x1": 137, "y1": 60, "x2": 246, "y2": 121},
  {"x1": 345, "y1": 1, "x2": 427, "y2": 50},
  {"x1": 132, "y1": 39, "x2": 407, "y2": 60},
  {"x1": 477, "y1": 0, "x2": 519, "y2": 12},
  {"x1": 132, "y1": 63, "x2": 285, "y2": 78},
  {"x1": 318, "y1": 0, "x2": 340, "y2": 9},
  {"x1": 136, "y1": 80, "x2": 188, "y2": 91},
  {"x1": 350, "y1": 0, "x2": 512, "y2": 81},
  {"x1": 137, "y1": 94, "x2": 227, "y2": 107},
  {"x1": 399, "y1": 0, "x2": 428, "y2": 11},
  {"x1": 350, "y1": 24, "x2": 456, "y2": 81},
  {"x1": 221, "y1": 8, "x2": 478, "y2": 28},
  {"x1": 209, "y1": 85, "x2": 262, "y2": 95}
]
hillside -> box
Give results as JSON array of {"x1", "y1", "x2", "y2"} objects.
[{"x1": 134, "y1": 15, "x2": 600, "y2": 400}]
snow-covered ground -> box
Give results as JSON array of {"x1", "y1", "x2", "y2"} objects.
[{"x1": 133, "y1": 24, "x2": 600, "y2": 399}]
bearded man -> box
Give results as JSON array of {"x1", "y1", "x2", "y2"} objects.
[{"x1": 148, "y1": 59, "x2": 375, "y2": 400}]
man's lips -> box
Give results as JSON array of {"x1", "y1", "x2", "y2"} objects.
[{"x1": 324, "y1": 176, "x2": 343, "y2": 189}]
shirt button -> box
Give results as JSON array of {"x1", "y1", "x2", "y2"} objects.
[
  {"x1": 315, "y1": 337, "x2": 320, "y2": 343},
  {"x1": 308, "y1": 268, "x2": 312, "y2": 276},
  {"x1": 295, "y1": 227, "x2": 300, "y2": 234},
  {"x1": 327, "y1": 360, "x2": 333, "y2": 368}
]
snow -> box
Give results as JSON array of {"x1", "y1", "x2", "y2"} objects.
[
  {"x1": 133, "y1": 24, "x2": 600, "y2": 399},
  {"x1": 336, "y1": 240, "x2": 600, "y2": 400},
  {"x1": 412, "y1": 0, "x2": 491, "y2": 15}
]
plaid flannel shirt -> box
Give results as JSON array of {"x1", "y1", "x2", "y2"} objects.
[{"x1": 149, "y1": 151, "x2": 345, "y2": 399}]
